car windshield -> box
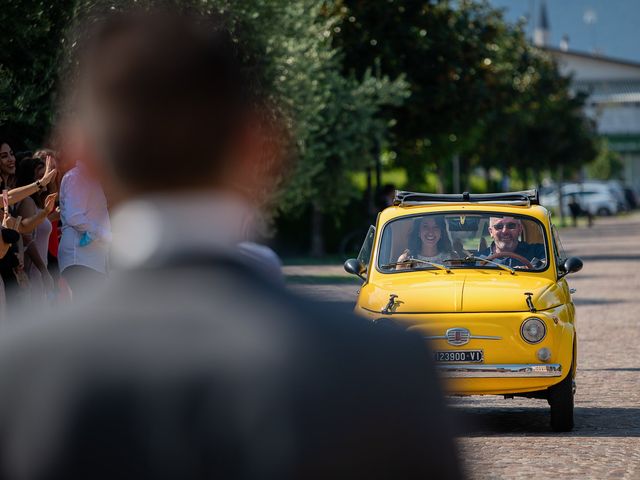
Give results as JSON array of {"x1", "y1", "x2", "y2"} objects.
[{"x1": 377, "y1": 212, "x2": 548, "y2": 272}]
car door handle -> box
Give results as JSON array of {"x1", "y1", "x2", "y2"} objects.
[{"x1": 569, "y1": 288, "x2": 576, "y2": 294}]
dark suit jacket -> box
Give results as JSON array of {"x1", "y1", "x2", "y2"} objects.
[{"x1": 0, "y1": 256, "x2": 461, "y2": 480}]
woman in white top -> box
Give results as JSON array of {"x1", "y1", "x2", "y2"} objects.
[
  {"x1": 58, "y1": 162, "x2": 111, "y2": 298},
  {"x1": 16, "y1": 157, "x2": 58, "y2": 301}
]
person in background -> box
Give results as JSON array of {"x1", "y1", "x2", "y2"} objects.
[
  {"x1": 33, "y1": 149, "x2": 66, "y2": 299},
  {"x1": 57, "y1": 159, "x2": 111, "y2": 298},
  {"x1": 0, "y1": 142, "x2": 57, "y2": 310},
  {"x1": 0, "y1": 214, "x2": 21, "y2": 321},
  {"x1": 376, "y1": 183, "x2": 397, "y2": 210},
  {"x1": 15, "y1": 157, "x2": 57, "y2": 302},
  {"x1": 0, "y1": 141, "x2": 57, "y2": 206}
]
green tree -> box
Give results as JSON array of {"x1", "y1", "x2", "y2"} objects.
[
  {"x1": 474, "y1": 39, "x2": 598, "y2": 190},
  {"x1": 338, "y1": 0, "x2": 518, "y2": 190},
  {"x1": 208, "y1": 0, "x2": 409, "y2": 254},
  {"x1": 68, "y1": 0, "x2": 408, "y2": 255},
  {"x1": 0, "y1": 0, "x2": 74, "y2": 147},
  {"x1": 337, "y1": 0, "x2": 598, "y2": 193},
  {"x1": 587, "y1": 139, "x2": 624, "y2": 180}
]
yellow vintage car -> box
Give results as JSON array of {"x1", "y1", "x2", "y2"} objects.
[{"x1": 344, "y1": 190, "x2": 583, "y2": 432}]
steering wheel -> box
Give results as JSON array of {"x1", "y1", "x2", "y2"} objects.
[{"x1": 486, "y1": 251, "x2": 533, "y2": 269}]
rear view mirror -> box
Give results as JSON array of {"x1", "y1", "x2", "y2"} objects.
[
  {"x1": 562, "y1": 257, "x2": 583, "y2": 275},
  {"x1": 344, "y1": 258, "x2": 366, "y2": 280}
]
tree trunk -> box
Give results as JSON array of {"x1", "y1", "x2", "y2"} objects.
[
  {"x1": 484, "y1": 166, "x2": 492, "y2": 192},
  {"x1": 460, "y1": 155, "x2": 471, "y2": 192},
  {"x1": 375, "y1": 147, "x2": 382, "y2": 192},
  {"x1": 557, "y1": 164, "x2": 565, "y2": 225},
  {"x1": 310, "y1": 202, "x2": 324, "y2": 257},
  {"x1": 500, "y1": 160, "x2": 511, "y2": 192},
  {"x1": 522, "y1": 167, "x2": 529, "y2": 190},
  {"x1": 452, "y1": 154, "x2": 460, "y2": 193},
  {"x1": 534, "y1": 169, "x2": 542, "y2": 190},
  {"x1": 366, "y1": 166, "x2": 374, "y2": 216}
]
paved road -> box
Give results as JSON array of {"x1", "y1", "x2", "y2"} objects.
[{"x1": 286, "y1": 213, "x2": 640, "y2": 479}]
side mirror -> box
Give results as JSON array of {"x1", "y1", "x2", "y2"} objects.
[
  {"x1": 344, "y1": 258, "x2": 366, "y2": 281},
  {"x1": 562, "y1": 257, "x2": 583, "y2": 275}
]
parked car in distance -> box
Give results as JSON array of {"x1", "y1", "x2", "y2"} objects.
[
  {"x1": 603, "y1": 180, "x2": 630, "y2": 212},
  {"x1": 540, "y1": 182, "x2": 619, "y2": 216},
  {"x1": 624, "y1": 187, "x2": 639, "y2": 209}
]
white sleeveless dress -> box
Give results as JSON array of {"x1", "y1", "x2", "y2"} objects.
[{"x1": 27, "y1": 213, "x2": 53, "y2": 300}]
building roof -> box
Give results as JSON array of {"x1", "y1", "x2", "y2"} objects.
[
  {"x1": 574, "y1": 79, "x2": 640, "y2": 104},
  {"x1": 545, "y1": 46, "x2": 640, "y2": 70}
]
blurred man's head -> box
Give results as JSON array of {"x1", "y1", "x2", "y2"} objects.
[
  {"x1": 71, "y1": 7, "x2": 261, "y2": 197},
  {"x1": 488, "y1": 216, "x2": 523, "y2": 252}
]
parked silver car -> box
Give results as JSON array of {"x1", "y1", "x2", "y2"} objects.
[{"x1": 540, "y1": 182, "x2": 619, "y2": 216}]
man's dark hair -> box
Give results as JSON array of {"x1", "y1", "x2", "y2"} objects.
[{"x1": 75, "y1": 7, "x2": 254, "y2": 192}]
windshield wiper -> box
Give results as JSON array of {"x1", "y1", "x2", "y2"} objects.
[
  {"x1": 442, "y1": 256, "x2": 515, "y2": 275},
  {"x1": 381, "y1": 257, "x2": 451, "y2": 273}
]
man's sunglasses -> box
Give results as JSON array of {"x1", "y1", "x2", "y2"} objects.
[{"x1": 492, "y1": 222, "x2": 518, "y2": 230}]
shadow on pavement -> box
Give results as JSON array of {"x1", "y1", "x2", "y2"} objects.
[
  {"x1": 582, "y1": 367, "x2": 640, "y2": 372},
  {"x1": 576, "y1": 254, "x2": 640, "y2": 261},
  {"x1": 285, "y1": 275, "x2": 360, "y2": 285},
  {"x1": 322, "y1": 301, "x2": 356, "y2": 312},
  {"x1": 453, "y1": 406, "x2": 640, "y2": 437},
  {"x1": 573, "y1": 298, "x2": 626, "y2": 306}
]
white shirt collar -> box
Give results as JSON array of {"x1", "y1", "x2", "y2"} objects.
[{"x1": 111, "y1": 192, "x2": 255, "y2": 269}]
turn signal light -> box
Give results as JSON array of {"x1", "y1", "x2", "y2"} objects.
[{"x1": 537, "y1": 347, "x2": 551, "y2": 362}]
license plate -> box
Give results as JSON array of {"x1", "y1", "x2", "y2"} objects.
[{"x1": 434, "y1": 350, "x2": 484, "y2": 363}]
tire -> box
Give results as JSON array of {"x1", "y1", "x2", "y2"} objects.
[
  {"x1": 547, "y1": 369, "x2": 574, "y2": 432},
  {"x1": 596, "y1": 207, "x2": 611, "y2": 216}
]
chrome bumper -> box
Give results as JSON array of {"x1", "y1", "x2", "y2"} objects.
[{"x1": 437, "y1": 363, "x2": 562, "y2": 378}]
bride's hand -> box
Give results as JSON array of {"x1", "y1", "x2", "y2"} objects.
[{"x1": 397, "y1": 249, "x2": 410, "y2": 263}]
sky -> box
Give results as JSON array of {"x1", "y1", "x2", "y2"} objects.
[{"x1": 488, "y1": 0, "x2": 640, "y2": 63}]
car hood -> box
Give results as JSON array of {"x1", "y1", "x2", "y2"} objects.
[{"x1": 361, "y1": 271, "x2": 567, "y2": 314}]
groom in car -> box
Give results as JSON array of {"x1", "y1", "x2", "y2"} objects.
[{"x1": 482, "y1": 216, "x2": 546, "y2": 267}]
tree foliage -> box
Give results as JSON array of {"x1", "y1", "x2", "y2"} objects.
[
  {"x1": 338, "y1": 0, "x2": 598, "y2": 192},
  {"x1": 0, "y1": 0, "x2": 74, "y2": 147},
  {"x1": 69, "y1": 0, "x2": 408, "y2": 217},
  {"x1": 2, "y1": 0, "x2": 603, "y2": 253},
  {"x1": 211, "y1": 0, "x2": 409, "y2": 216},
  {"x1": 587, "y1": 139, "x2": 624, "y2": 180}
]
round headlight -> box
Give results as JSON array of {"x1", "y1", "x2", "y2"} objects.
[{"x1": 521, "y1": 317, "x2": 546, "y2": 344}]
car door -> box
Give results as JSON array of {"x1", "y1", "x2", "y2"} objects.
[
  {"x1": 551, "y1": 225, "x2": 575, "y2": 311},
  {"x1": 356, "y1": 225, "x2": 376, "y2": 282}
]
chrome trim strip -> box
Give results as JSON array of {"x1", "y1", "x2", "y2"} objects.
[
  {"x1": 437, "y1": 363, "x2": 562, "y2": 378},
  {"x1": 424, "y1": 335, "x2": 502, "y2": 340}
]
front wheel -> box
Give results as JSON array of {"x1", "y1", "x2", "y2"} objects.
[{"x1": 547, "y1": 369, "x2": 574, "y2": 432}]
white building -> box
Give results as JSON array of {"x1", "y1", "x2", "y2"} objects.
[
  {"x1": 533, "y1": 1, "x2": 640, "y2": 191},
  {"x1": 547, "y1": 47, "x2": 640, "y2": 191}
]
